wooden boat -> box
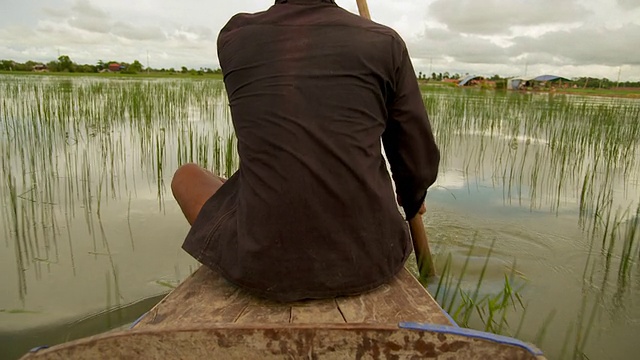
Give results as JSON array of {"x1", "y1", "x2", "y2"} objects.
[{"x1": 21, "y1": 266, "x2": 546, "y2": 359}]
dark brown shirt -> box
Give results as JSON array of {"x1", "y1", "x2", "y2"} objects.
[{"x1": 182, "y1": 0, "x2": 440, "y2": 302}]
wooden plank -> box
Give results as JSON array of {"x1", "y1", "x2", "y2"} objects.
[
  {"x1": 133, "y1": 266, "x2": 251, "y2": 328},
  {"x1": 336, "y1": 268, "x2": 452, "y2": 325},
  {"x1": 234, "y1": 297, "x2": 291, "y2": 324},
  {"x1": 22, "y1": 267, "x2": 548, "y2": 360},
  {"x1": 290, "y1": 298, "x2": 345, "y2": 324},
  {"x1": 135, "y1": 266, "x2": 451, "y2": 329},
  {"x1": 22, "y1": 324, "x2": 546, "y2": 360}
]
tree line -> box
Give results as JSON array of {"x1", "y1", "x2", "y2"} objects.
[
  {"x1": 1, "y1": 56, "x2": 639, "y2": 88},
  {"x1": 0, "y1": 56, "x2": 222, "y2": 75}
]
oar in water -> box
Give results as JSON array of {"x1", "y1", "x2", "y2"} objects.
[{"x1": 355, "y1": 0, "x2": 436, "y2": 280}]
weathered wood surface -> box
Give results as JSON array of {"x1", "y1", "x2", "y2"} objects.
[
  {"x1": 21, "y1": 266, "x2": 547, "y2": 359},
  {"x1": 22, "y1": 324, "x2": 546, "y2": 360},
  {"x1": 133, "y1": 266, "x2": 452, "y2": 329}
]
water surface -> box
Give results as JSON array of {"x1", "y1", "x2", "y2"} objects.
[{"x1": 1, "y1": 75, "x2": 638, "y2": 359}]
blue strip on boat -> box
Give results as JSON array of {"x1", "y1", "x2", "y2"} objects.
[
  {"x1": 440, "y1": 309, "x2": 459, "y2": 327},
  {"x1": 399, "y1": 322, "x2": 544, "y2": 356},
  {"x1": 29, "y1": 346, "x2": 49, "y2": 353},
  {"x1": 129, "y1": 312, "x2": 148, "y2": 329}
]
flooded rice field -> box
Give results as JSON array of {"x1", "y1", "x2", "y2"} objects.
[{"x1": 1, "y1": 75, "x2": 638, "y2": 359}]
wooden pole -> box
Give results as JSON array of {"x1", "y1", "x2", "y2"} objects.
[
  {"x1": 355, "y1": 0, "x2": 436, "y2": 279},
  {"x1": 409, "y1": 214, "x2": 436, "y2": 279},
  {"x1": 355, "y1": 0, "x2": 371, "y2": 20}
]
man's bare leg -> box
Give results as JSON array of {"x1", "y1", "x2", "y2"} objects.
[{"x1": 171, "y1": 163, "x2": 226, "y2": 225}]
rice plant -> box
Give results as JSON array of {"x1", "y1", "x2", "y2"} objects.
[{"x1": 0, "y1": 75, "x2": 236, "y2": 315}]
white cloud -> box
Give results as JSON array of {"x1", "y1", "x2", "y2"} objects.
[
  {"x1": 618, "y1": 0, "x2": 640, "y2": 10},
  {"x1": 0, "y1": 0, "x2": 638, "y2": 80},
  {"x1": 112, "y1": 22, "x2": 165, "y2": 41},
  {"x1": 69, "y1": 16, "x2": 111, "y2": 34},
  {"x1": 42, "y1": 7, "x2": 70, "y2": 19},
  {"x1": 72, "y1": 0, "x2": 109, "y2": 18},
  {"x1": 429, "y1": 0, "x2": 589, "y2": 35},
  {"x1": 510, "y1": 24, "x2": 640, "y2": 66}
]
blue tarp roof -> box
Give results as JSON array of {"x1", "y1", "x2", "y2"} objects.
[
  {"x1": 458, "y1": 75, "x2": 483, "y2": 86},
  {"x1": 533, "y1": 75, "x2": 568, "y2": 82}
]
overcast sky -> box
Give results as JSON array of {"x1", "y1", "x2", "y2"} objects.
[{"x1": 1, "y1": 0, "x2": 639, "y2": 80}]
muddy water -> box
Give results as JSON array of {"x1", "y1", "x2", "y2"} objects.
[{"x1": 1, "y1": 76, "x2": 638, "y2": 359}]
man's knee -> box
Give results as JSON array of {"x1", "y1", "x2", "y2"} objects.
[{"x1": 171, "y1": 163, "x2": 203, "y2": 195}]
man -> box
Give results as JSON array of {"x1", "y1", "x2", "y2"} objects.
[{"x1": 171, "y1": 0, "x2": 439, "y2": 302}]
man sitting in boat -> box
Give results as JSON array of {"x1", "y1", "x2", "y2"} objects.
[{"x1": 171, "y1": 0, "x2": 440, "y2": 302}]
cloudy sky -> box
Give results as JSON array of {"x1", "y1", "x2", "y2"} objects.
[{"x1": 1, "y1": 0, "x2": 639, "y2": 80}]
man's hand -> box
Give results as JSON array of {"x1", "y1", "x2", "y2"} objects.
[
  {"x1": 397, "y1": 195, "x2": 427, "y2": 216},
  {"x1": 418, "y1": 203, "x2": 426, "y2": 215}
]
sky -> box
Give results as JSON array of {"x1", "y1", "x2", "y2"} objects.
[{"x1": 1, "y1": 0, "x2": 639, "y2": 81}]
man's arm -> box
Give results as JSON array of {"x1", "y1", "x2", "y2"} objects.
[{"x1": 382, "y1": 44, "x2": 440, "y2": 220}]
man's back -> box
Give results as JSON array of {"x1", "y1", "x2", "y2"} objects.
[{"x1": 183, "y1": 0, "x2": 439, "y2": 302}]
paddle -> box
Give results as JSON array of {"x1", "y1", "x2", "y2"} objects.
[{"x1": 355, "y1": 0, "x2": 436, "y2": 280}]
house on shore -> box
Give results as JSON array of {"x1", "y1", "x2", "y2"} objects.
[
  {"x1": 32, "y1": 64, "x2": 48, "y2": 72},
  {"x1": 108, "y1": 63, "x2": 123, "y2": 72}
]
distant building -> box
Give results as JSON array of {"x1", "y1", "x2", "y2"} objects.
[
  {"x1": 108, "y1": 63, "x2": 122, "y2": 72},
  {"x1": 507, "y1": 77, "x2": 532, "y2": 90},
  {"x1": 457, "y1": 75, "x2": 495, "y2": 88},
  {"x1": 507, "y1": 75, "x2": 570, "y2": 90},
  {"x1": 533, "y1": 75, "x2": 570, "y2": 88},
  {"x1": 32, "y1": 64, "x2": 48, "y2": 72},
  {"x1": 457, "y1": 75, "x2": 484, "y2": 87},
  {"x1": 532, "y1": 75, "x2": 569, "y2": 82}
]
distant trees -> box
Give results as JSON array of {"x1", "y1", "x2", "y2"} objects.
[
  {"x1": 0, "y1": 60, "x2": 14, "y2": 70},
  {"x1": 42, "y1": 55, "x2": 95, "y2": 73},
  {"x1": 570, "y1": 77, "x2": 637, "y2": 88},
  {"x1": 2, "y1": 56, "x2": 639, "y2": 87},
  {"x1": 75, "y1": 64, "x2": 98, "y2": 73},
  {"x1": 122, "y1": 60, "x2": 144, "y2": 74},
  {"x1": 0, "y1": 59, "x2": 46, "y2": 72},
  {"x1": 57, "y1": 55, "x2": 74, "y2": 72},
  {"x1": 0, "y1": 57, "x2": 224, "y2": 77},
  {"x1": 0, "y1": 55, "x2": 222, "y2": 75}
]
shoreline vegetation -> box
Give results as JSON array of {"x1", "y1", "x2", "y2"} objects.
[
  {"x1": 2, "y1": 70, "x2": 639, "y2": 99},
  {"x1": 419, "y1": 80, "x2": 640, "y2": 99},
  {"x1": 0, "y1": 70, "x2": 223, "y2": 80},
  {"x1": 2, "y1": 70, "x2": 640, "y2": 101},
  {"x1": 2, "y1": 55, "x2": 640, "y2": 99}
]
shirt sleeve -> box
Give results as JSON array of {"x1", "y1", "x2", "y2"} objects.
[{"x1": 382, "y1": 44, "x2": 440, "y2": 221}]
